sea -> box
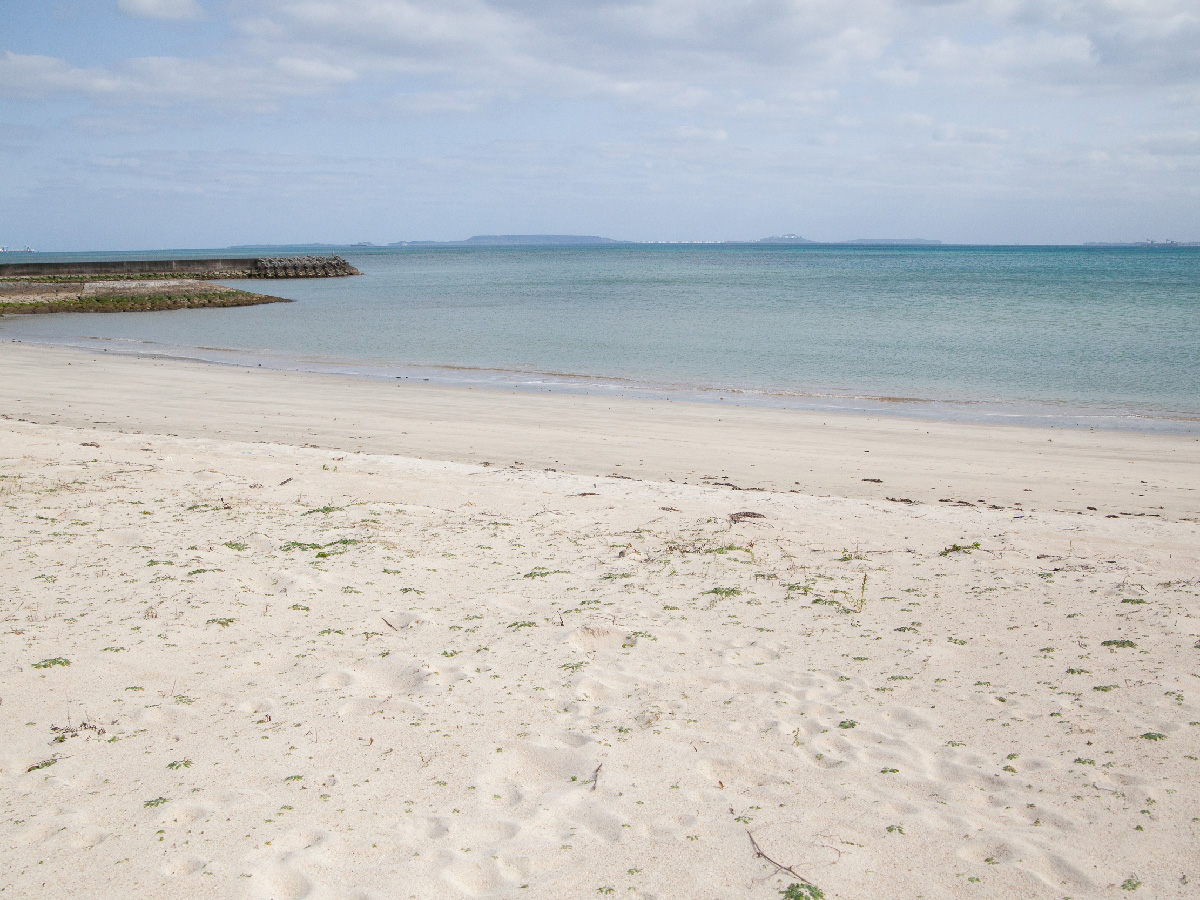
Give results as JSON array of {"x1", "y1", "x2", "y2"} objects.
[{"x1": 2, "y1": 244, "x2": 1198, "y2": 433}]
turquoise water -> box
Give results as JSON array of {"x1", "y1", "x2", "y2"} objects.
[{"x1": 3, "y1": 244, "x2": 1199, "y2": 431}]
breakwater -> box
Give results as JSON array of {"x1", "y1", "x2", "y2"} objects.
[{"x1": 0, "y1": 256, "x2": 360, "y2": 279}]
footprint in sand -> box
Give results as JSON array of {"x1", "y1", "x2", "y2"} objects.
[
  {"x1": 162, "y1": 853, "x2": 207, "y2": 876},
  {"x1": 315, "y1": 669, "x2": 358, "y2": 690},
  {"x1": 567, "y1": 624, "x2": 625, "y2": 651},
  {"x1": 249, "y1": 864, "x2": 313, "y2": 900}
]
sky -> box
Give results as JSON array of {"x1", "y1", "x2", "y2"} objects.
[{"x1": 1, "y1": 0, "x2": 1198, "y2": 249}]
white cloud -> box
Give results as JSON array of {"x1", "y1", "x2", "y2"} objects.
[
  {"x1": 6, "y1": 0, "x2": 1198, "y2": 114},
  {"x1": 0, "y1": 50, "x2": 355, "y2": 106},
  {"x1": 118, "y1": 0, "x2": 205, "y2": 21}
]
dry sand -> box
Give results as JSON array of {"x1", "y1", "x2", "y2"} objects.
[{"x1": 2, "y1": 342, "x2": 1199, "y2": 899}]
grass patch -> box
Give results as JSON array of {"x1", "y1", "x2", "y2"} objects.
[
  {"x1": 939, "y1": 541, "x2": 981, "y2": 556},
  {"x1": 301, "y1": 506, "x2": 343, "y2": 515},
  {"x1": 525, "y1": 567, "x2": 567, "y2": 578}
]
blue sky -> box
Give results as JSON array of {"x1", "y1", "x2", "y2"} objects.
[{"x1": 2, "y1": 0, "x2": 1198, "y2": 249}]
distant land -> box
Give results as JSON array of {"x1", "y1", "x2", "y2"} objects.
[
  {"x1": 389, "y1": 235, "x2": 619, "y2": 247},
  {"x1": 755, "y1": 234, "x2": 817, "y2": 244}
]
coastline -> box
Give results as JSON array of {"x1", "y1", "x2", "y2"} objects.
[
  {"x1": 2, "y1": 339, "x2": 1198, "y2": 897},
  {"x1": 3, "y1": 341, "x2": 1199, "y2": 520},
  {"x1": 5, "y1": 332, "x2": 1199, "y2": 436}
]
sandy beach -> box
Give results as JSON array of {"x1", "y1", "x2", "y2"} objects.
[{"x1": 2, "y1": 342, "x2": 1198, "y2": 899}]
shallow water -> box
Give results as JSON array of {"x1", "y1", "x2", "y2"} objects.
[{"x1": 3, "y1": 244, "x2": 1198, "y2": 432}]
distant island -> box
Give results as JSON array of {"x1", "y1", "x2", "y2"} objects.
[
  {"x1": 390, "y1": 235, "x2": 620, "y2": 247},
  {"x1": 756, "y1": 234, "x2": 816, "y2": 244}
]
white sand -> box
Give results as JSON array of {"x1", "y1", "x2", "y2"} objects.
[{"x1": 2, "y1": 343, "x2": 1199, "y2": 899}]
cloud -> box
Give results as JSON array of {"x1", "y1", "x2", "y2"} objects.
[
  {"x1": 117, "y1": 0, "x2": 205, "y2": 21},
  {"x1": 0, "y1": 50, "x2": 355, "y2": 106},
  {"x1": 5, "y1": 0, "x2": 1198, "y2": 115}
]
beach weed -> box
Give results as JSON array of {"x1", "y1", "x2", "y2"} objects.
[
  {"x1": 33, "y1": 657, "x2": 70, "y2": 669},
  {"x1": 703, "y1": 586, "x2": 742, "y2": 597},
  {"x1": 939, "y1": 542, "x2": 981, "y2": 556},
  {"x1": 525, "y1": 567, "x2": 567, "y2": 579},
  {"x1": 781, "y1": 884, "x2": 825, "y2": 900}
]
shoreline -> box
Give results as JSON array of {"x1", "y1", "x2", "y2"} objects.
[
  {"x1": 5, "y1": 333, "x2": 1198, "y2": 436},
  {"x1": 3, "y1": 341, "x2": 1198, "y2": 522}
]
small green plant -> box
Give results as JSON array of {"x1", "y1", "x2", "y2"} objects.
[
  {"x1": 947, "y1": 637, "x2": 967, "y2": 645},
  {"x1": 508, "y1": 621, "x2": 537, "y2": 629},
  {"x1": 144, "y1": 797, "x2": 168, "y2": 807},
  {"x1": 601, "y1": 572, "x2": 633, "y2": 581},
  {"x1": 939, "y1": 541, "x2": 981, "y2": 556},
  {"x1": 1121, "y1": 598, "x2": 1146, "y2": 605},
  {"x1": 1102, "y1": 639, "x2": 1136, "y2": 648},
  {"x1": 1066, "y1": 668, "x2": 1089, "y2": 674},
  {"x1": 1140, "y1": 732, "x2": 1166, "y2": 741},
  {"x1": 1121, "y1": 877, "x2": 1141, "y2": 891},
  {"x1": 880, "y1": 767, "x2": 899, "y2": 774},
  {"x1": 441, "y1": 650, "x2": 459, "y2": 657},
  {"x1": 26, "y1": 758, "x2": 58, "y2": 772},
  {"x1": 284, "y1": 775, "x2": 303, "y2": 781},
  {"x1": 524, "y1": 567, "x2": 567, "y2": 578},
  {"x1": 33, "y1": 657, "x2": 70, "y2": 668},
  {"x1": 839, "y1": 720, "x2": 857, "y2": 729},
  {"x1": 781, "y1": 884, "x2": 824, "y2": 900},
  {"x1": 703, "y1": 586, "x2": 742, "y2": 597},
  {"x1": 1094, "y1": 685, "x2": 1119, "y2": 692},
  {"x1": 224, "y1": 541, "x2": 248, "y2": 551},
  {"x1": 301, "y1": 505, "x2": 343, "y2": 515},
  {"x1": 167, "y1": 759, "x2": 192, "y2": 769},
  {"x1": 561, "y1": 661, "x2": 588, "y2": 672},
  {"x1": 206, "y1": 618, "x2": 235, "y2": 628},
  {"x1": 1074, "y1": 758, "x2": 1095, "y2": 766},
  {"x1": 886, "y1": 824, "x2": 904, "y2": 834},
  {"x1": 289, "y1": 604, "x2": 309, "y2": 611}
]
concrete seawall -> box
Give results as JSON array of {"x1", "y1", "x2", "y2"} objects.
[{"x1": 0, "y1": 256, "x2": 361, "y2": 279}]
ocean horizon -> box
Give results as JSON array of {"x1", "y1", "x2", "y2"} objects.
[{"x1": 3, "y1": 243, "x2": 1198, "y2": 433}]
